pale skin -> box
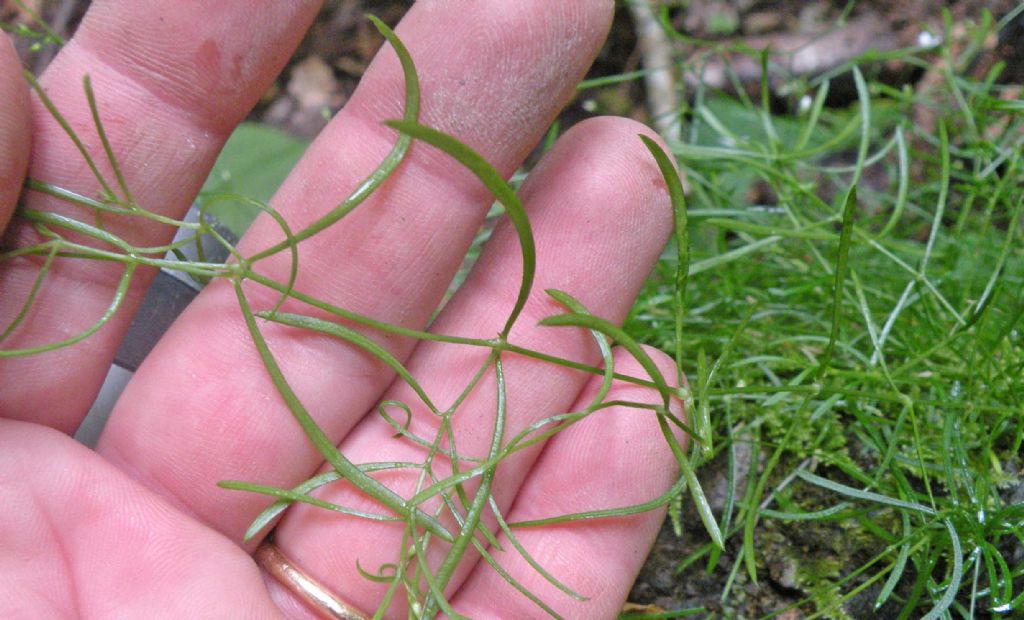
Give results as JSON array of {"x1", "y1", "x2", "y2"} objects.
[{"x1": 0, "y1": 2, "x2": 687, "y2": 618}]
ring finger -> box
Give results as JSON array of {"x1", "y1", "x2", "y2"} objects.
[{"x1": 452, "y1": 347, "x2": 683, "y2": 619}]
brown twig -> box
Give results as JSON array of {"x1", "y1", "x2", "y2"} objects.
[{"x1": 628, "y1": 0, "x2": 682, "y2": 143}]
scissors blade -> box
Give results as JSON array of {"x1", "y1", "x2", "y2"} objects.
[{"x1": 112, "y1": 207, "x2": 237, "y2": 371}]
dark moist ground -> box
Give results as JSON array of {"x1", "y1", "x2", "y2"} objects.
[{"x1": 5, "y1": 1, "x2": 1021, "y2": 618}]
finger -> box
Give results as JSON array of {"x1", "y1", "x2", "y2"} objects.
[
  {"x1": 0, "y1": 33, "x2": 30, "y2": 231},
  {"x1": 452, "y1": 347, "x2": 684, "y2": 619},
  {"x1": 99, "y1": 0, "x2": 615, "y2": 543},
  {"x1": 0, "y1": 1, "x2": 321, "y2": 431},
  {"x1": 270, "y1": 117, "x2": 675, "y2": 617},
  {"x1": 0, "y1": 419, "x2": 277, "y2": 617}
]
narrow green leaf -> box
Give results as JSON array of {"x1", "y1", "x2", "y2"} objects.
[
  {"x1": 535, "y1": 312, "x2": 722, "y2": 548},
  {"x1": 703, "y1": 217, "x2": 835, "y2": 241},
  {"x1": 24, "y1": 71, "x2": 116, "y2": 202},
  {"x1": 386, "y1": 119, "x2": 535, "y2": 338},
  {"x1": 511, "y1": 474, "x2": 689, "y2": 528},
  {"x1": 472, "y1": 538, "x2": 565, "y2": 619},
  {"x1": 639, "y1": 135, "x2": 689, "y2": 395},
  {"x1": 83, "y1": 75, "x2": 135, "y2": 206},
  {"x1": 247, "y1": 14, "x2": 420, "y2": 262},
  {"x1": 796, "y1": 470, "x2": 936, "y2": 515},
  {"x1": 875, "y1": 512, "x2": 912, "y2": 609},
  {"x1": 540, "y1": 313, "x2": 673, "y2": 411},
  {"x1": 688, "y1": 235, "x2": 781, "y2": 276},
  {"x1": 849, "y1": 66, "x2": 871, "y2": 188},
  {"x1": 489, "y1": 496, "x2": 585, "y2": 602},
  {"x1": 545, "y1": 289, "x2": 615, "y2": 409},
  {"x1": 233, "y1": 280, "x2": 452, "y2": 542},
  {"x1": 259, "y1": 311, "x2": 439, "y2": 414},
  {"x1": 794, "y1": 80, "x2": 830, "y2": 151},
  {"x1": 816, "y1": 186, "x2": 858, "y2": 377},
  {"x1": 921, "y1": 520, "x2": 962, "y2": 620},
  {"x1": 219, "y1": 479, "x2": 401, "y2": 539},
  {"x1": 0, "y1": 244, "x2": 58, "y2": 344},
  {"x1": 0, "y1": 264, "x2": 135, "y2": 357},
  {"x1": 19, "y1": 208, "x2": 134, "y2": 253},
  {"x1": 24, "y1": 179, "x2": 133, "y2": 215},
  {"x1": 877, "y1": 128, "x2": 908, "y2": 237},
  {"x1": 431, "y1": 357, "x2": 508, "y2": 599},
  {"x1": 759, "y1": 502, "x2": 854, "y2": 521}
]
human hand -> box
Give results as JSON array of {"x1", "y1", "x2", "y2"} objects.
[{"x1": 0, "y1": 2, "x2": 685, "y2": 618}]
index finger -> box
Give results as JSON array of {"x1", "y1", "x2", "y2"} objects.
[{"x1": 0, "y1": 1, "x2": 320, "y2": 430}]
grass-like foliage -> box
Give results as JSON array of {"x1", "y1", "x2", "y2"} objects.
[
  {"x1": 4, "y1": 6, "x2": 1023, "y2": 618},
  {"x1": 2, "y1": 16, "x2": 709, "y2": 619},
  {"x1": 617, "y1": 6, "x2": 1023, "y2": 618}
]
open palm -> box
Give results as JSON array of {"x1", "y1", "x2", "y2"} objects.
[{"x1": 0, "y1": 2, "x2": 685, "y2": 618}]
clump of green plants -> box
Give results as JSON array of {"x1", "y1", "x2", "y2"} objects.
[
  {"x1": 618, "y1": 4, "x2": 1024, "y2": 618},
  {"x1": 1, "y1": 16, "x2": 718, "y2": 619}
]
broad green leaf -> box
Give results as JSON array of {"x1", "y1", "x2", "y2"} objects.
[{"x1": 198, "y1": 123, "x2": 310, "y2": 236}]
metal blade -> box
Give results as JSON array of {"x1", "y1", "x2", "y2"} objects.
[{"x1": 112, "y1": 207, "x2": 236, "y2": 370}]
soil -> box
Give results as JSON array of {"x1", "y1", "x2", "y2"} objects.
[{"x1": 4, "y1": 1, "x2": 1022, "y2": 618}]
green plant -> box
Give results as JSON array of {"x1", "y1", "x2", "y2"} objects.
[
  {"x1": 6, "y1": 4, "x2": 1024, "y2": 618},
  {"x1": 616, "y1": 4, "x2": 1024, "y2": 617},
  {"x1": 1, "y1": 16, "x2": 718, "y2": 619}
]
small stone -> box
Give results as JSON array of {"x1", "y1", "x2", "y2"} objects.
[
  {"x1": 287, "y1": 56, "x2": 341, "y2": 111},
  {"x1": 768, "y1": 556, "x2": 800, "y2": 591}
]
